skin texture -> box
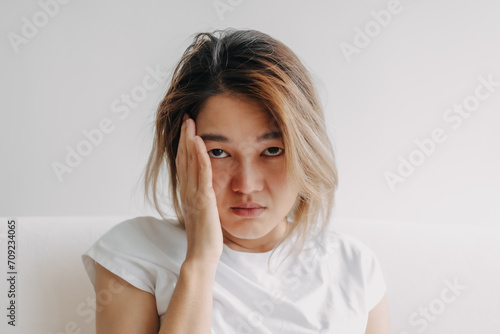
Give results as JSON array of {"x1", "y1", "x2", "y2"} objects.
[
  {"x1": 94, "y1": 262, "x2": 160, "y2": 334},
  {"x1": 195, "y1": 93, "x2": 300, "y2": 252},
  {"x1": 366, "y1": 295, "x2": 391, "y2": 334},
  {"x1": 93, "y1": 93, "x2": 391, "y2": 333}
]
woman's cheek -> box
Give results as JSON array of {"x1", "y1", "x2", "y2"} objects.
[{"x1": 210, "y1": 161, "x2": 230, "y2": 193}]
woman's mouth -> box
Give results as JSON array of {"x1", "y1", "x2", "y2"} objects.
[
  {"x1": 230, "y1": 203, "x2": 266, "y2": 217},
  {"x1": 230, "y1": 207, "x2": 265, "y2": 217}
]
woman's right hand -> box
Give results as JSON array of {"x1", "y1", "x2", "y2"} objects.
[{"x1": 176, "y1": 114, "x2": 223, "y2": 265}]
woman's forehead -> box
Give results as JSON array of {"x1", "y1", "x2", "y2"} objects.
[
  {"x1": 198, "y1": 94, "x2": 267, "y2": 117},
  {"x1": 199, "y1": 130, "x2": 282, "y2": 144},
  {"x1": 196, "y1": 94, "x2": 281, "y2": 138}
]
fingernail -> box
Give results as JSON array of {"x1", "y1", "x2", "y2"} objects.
[{"x1": 183, "y1": 114, "x2": 189, "y2": 121}]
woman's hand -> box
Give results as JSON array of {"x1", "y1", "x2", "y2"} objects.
[{"x1": 176, "y1": 114, "x2": 223, "y2": 265}]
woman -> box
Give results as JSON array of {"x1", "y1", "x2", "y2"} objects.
[{"x1": 82, "y1": 28, "x2": 390, "y2": 333}]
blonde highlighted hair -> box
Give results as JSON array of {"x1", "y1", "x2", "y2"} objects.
[{"x1": 144, "y1": 28, "x2": 338, "y2": 257}]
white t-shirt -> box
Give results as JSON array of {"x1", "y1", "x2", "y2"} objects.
[{"x1": 81, "y1": 216, "x2": 386, "y2": 333}]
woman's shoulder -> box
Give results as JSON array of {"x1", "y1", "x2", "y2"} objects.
[
  {"x1": 327, "y1": 229, "x2": 377, "y2": 258},
  {"x1": 306, "y1": 223, "x2": 377, "y2": 257},
  {"x1": 82, "y1": 216, "x2": 186, "y2": 294},
  {"x1": 326, "y1": 229, "x2": 387, "y2": 309},
  {"x1": 109, "y1": 215, "x2": 184, "y2": 237},
  {"x1": 94, "y1": 216, "x2": 187, "y2": 262},
  {"x1": 317, "y1": 227, "x2": 385, "y2": 285},
  {"x1": 305, "y1": 226, "x2": 382, "y2": 274}
]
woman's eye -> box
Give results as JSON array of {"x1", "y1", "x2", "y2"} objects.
[
  {"x1": 263, "y1": 147, "x2": 284, "y2": 156},
  {"x1": 207, "y1": 147, "x2": 284, "y2": 158},
  {"x1": 207, "y1": 149, "x2": 229, "y2": 158}
]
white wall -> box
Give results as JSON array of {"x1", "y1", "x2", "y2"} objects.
[{"x1": 1, "y1": 0, "x2": 499, "y2": 225}]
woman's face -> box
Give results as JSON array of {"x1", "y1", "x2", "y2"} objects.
[{"x1": 195, "y1": 94, "x2": 299, "y2": 252}]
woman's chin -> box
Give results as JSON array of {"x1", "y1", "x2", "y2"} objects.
[
  {"x1": 221, "y1": 222, "x2": 265, "y2": 241},
  {"x1": 220, "y1": 216, "x2": 286, "y2": 244}
]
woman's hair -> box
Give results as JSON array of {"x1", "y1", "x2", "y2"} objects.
[{"x1": 143, "y1": 28, "x2": 338, "y2": 258}]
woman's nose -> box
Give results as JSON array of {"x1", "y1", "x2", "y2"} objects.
[{"x1": 229, "y1": 159, "x2": 264, "y2": 194}]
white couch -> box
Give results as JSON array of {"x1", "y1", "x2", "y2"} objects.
[{"x1": 0, "y1": 217, "x2": 498, "y2": 334}]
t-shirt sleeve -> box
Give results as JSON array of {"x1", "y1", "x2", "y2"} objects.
[
  {"x1": 362, "y1": 246, "x2": 387, "y2": 311},
  {"x1": 81, "y1": 219, "x2": 163, "y2": 295},
  {"x1": 335, "y1": 231, "x2": 387, "y2": 312}
]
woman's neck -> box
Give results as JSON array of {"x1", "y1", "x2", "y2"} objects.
[{"x1": 222, "y1": 219, "x2": 288, "y2": 253}]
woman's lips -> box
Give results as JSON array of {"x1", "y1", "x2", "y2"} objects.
[{"x1": 230, "y1": 207, "x2": 265, "y2": 217}]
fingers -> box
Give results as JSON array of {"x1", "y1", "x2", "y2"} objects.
[
  {"x1": 194, "y1": 135, "x2": 213, "y2": 194},
  {"x1": 176, "y1": 116, "x2": 188, "y2": 186},
  {"x1": 185, "y1": 118, "x2": 198, "y2": 191},
  {"x1": 176, "y1": 114, "x2": 215, "y2": 214}
]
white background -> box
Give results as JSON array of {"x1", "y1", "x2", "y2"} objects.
[
  {"x1": 1, "y1": 0, "x2": 499, "y2": 223},
  {"x1": 1, "y1": 1, "x2": 500, "y2": 334}
]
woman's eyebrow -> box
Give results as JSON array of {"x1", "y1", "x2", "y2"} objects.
[{"x1": 199, "y1": 131, "x2": 282, "y2": 143}]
